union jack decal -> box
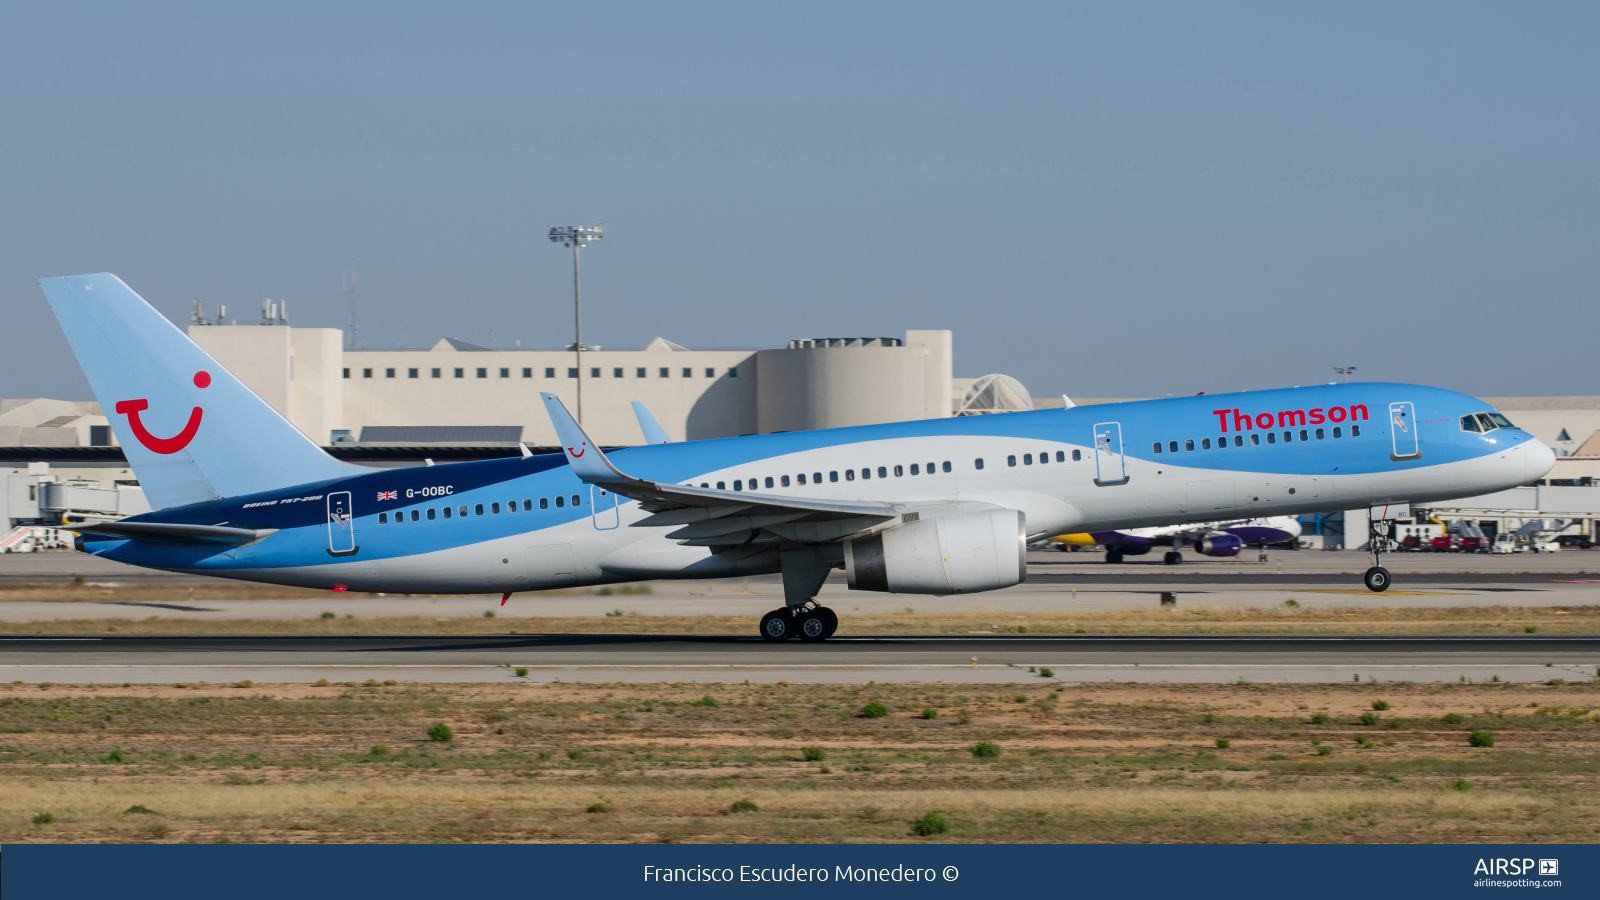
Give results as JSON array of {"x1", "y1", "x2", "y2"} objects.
[{"x1": 377, "y1": 490, "x2": 397, "y2": 501}]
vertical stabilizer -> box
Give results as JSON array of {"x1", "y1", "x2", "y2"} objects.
[
  {"x1": 630, "y1": 401, "x2": 672, "y2": 444},
  {"x1": 38, "y1": 273, "x2": 354, "y2": 509}
]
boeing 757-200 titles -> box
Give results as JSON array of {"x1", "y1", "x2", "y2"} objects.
[{"x1": 40, "y1": 274, "x2": 1555, "y2": 641}]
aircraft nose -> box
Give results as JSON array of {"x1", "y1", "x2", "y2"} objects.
[{"x1": 1525, "y1": 436, "x2": 1556, "y2": 481}]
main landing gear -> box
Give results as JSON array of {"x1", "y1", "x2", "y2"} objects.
[
  {"x1": 1163, "y1": 550, "x2": 1183, "y2": 565},
  {"x1": 759, "y1": 602, "x2": 839, "y2": 643},
  {"x1": 1105, "y1": 549, "x2": 1124, "y2": 564},
  {"x1": 1364, "y1": 517, "x2": 1392, "y2": 593}
]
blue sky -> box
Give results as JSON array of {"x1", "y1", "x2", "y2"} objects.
[{"x1": 3, "y1": 2, "x2": 1596, "y2": 400}]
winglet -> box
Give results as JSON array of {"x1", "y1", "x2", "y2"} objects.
[
  {"x1": 539, "y1": 393, "x2": 634, "y2": 484},
  {"x1": 630, "y1": 401, "x2": 671, "y2": 444}
]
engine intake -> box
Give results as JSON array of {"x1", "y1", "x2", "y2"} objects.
[{"x1": 844, "y1": 509, "x2": 1026, "y2": 594}]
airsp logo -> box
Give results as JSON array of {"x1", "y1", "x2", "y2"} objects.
[{"x1": 1473, "y1": 858, "x2": 1554, "y2": 876}]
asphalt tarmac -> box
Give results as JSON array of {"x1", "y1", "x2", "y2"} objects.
[{"x1": 3, "y1": 632, "x2": 1596, "y2": 685}]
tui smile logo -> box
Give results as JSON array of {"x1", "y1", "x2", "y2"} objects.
[
  {"x1": 115, "y1": 371, "x2": 209, "y2": 454},
  {"x1": 568, "y1": 442, "x2": 587, "y2": 458}
]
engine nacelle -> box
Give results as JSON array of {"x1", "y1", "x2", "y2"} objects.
[
  {"x1": 1195, "y1": 533, "x2": 1243, "y2": 557},
  {"x1": 845, "y1": 509, "x2": 1026, "y2": 595}
]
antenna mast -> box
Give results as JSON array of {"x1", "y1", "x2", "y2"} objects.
[{"x1": 345, "y1": 262, "x2": 359, "y2": 350}]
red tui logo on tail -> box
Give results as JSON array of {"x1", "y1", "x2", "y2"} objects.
[{"x1": 115, "y1": 371, "x2": 209, "y2": 454}]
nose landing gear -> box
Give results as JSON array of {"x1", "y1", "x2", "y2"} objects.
[{"x1": 1364, "y1": 516, "x2": 1394, "y2": 593}]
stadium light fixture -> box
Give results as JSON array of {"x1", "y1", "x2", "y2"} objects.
[{"x1": 548, "y1": 225, "x2": 604, "y2": 423}]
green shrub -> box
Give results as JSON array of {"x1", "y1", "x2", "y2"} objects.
[
  {"x1": 921, "y1": 708, "x2": 938, "y2": 720},
  {"x1": 1214, "y1": 737, "x2": 1231, "y2": 750},
  {"x1": 861, "y1": 701, "x2": 889, "y2": 718},
  {"x1": 1359, "y1": 712, "x2": 1380, "y2": 726},
  {"x1": 1354, "y1": 734, "x2": 1374, "y2": 748},
  {"x1": 1316, "y1": 745, "x2": 1333, "y2": 756},
  {"x1": 124, "y1": 805, "x2": 157, "y2": 815},
  {"x1": 729, "y1": 799, "x2": 759, "y2": 813},
  {"x1": 1038, "y1": 668, "x2": 1054, "y2": 678},
  {"x1": 1012, "y1": 694, "x2": 1027, "y2": 703},
  {"x1": 515, "y1": 667, "x2": 528, "y2": 678},
  {"x1": 483, "y1": 610, "x2": 495, "y2": 619},
  {"x1": 801, "y1": 746, "x2": 827, "y2": 762},
  {"x1": 1284, "y1": 599, "x2": 1300, "y2": 608},
  {"x1": 1524, "y1": 626, "x2": 1537, "y2": 633},
  {"x1": 320, "y1": 611, "x2": 335, "y2": 619},
  {"x1": 567, "y1": 749, "x2": 587, "y2": 760},
  {"x1": 1469, "y1": 730, "x2": 1495, "y2": 748},
  {"x1": 970, "y1": 740, "x2": 1001, "y2": 759},
  {"x1": 537, "y1": 751, "x2": 552, "y2": 760},
  {"x1": 586, "y1": 801, "x2": 612, "y2": 813},
  {"x1": 696, "y1": 695, "x2": 719, "y2": 708},
  {"x1": 1262, "y1": 753, "x2": 1289, "y2": 761},
  {"x1": 369, "y1": 745, "x2": 390, "y2": 757},
  {"x1": 32, "y1": 811, "x2": 54, "y2": 825},
  {"x1": 106, "y1": 748, "x2": 126, "y2": 763},
  {"x1": 956, "y1": 710, "x2": 972, "y2": 726},
  {"x1": 909, "y1": 812, "x2": 949, "y2": 836},
  {"x1": 1309, "y1": 712, "x2": 1331, "y2": 725},
  {"x1": 1443, "y1": 713, "x2": 1464, "y2": 725},
  {"x1": 426, "y1": 723, "x2": 454, "y2": 742},
  {"x1": 1371, "y1": 700, "x2": 1390, "y2": 711},
  {"x1": 1453, "y1": 779, "x2": 1472, "y2": 791}
]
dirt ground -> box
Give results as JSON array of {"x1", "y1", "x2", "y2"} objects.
[{"x1": 2, "y1": 679, "x2": 1596, "y2": 843}]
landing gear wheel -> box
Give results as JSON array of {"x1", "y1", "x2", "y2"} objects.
[
  {"x1": 816, "y1": 606, "x2": 839, "y2": 638},
  {"x1": 796, "y1": 610, "x2": 829, "y2": 643},
  {"x1": 1363, "y1": 566, "x2": 1391, "y2": 593},
  {"x1": 759, "y1": 608, "x2": 794, "y2": 642},
  {"x1": 1163, "y1": 551, "x2": 1182, "y2": 565},
  {"x1": 1105, "y1": 549, "x2": 1124, "y2": 564}
]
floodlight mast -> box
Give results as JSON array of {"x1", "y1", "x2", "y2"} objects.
[
  {"x1": 1334, "y1": 366, "x2": 1357, "y2": 384},
  {"x1": 548, "y1": 224, "x2": 604, "y2": 423}
]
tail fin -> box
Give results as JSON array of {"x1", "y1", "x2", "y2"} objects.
[
  {"x1": 630, "y1": 401, "x2": 672, "y2": 444},
  {"x1": 38, "y1": 273, "x2": 353, "y2": 509}
]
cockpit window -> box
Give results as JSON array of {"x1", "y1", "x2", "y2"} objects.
[
  {"x1": 1476, "y1": 413, "x2": 1498, "y2": 432},
  {"x1": 1460, "y1": 414, "x2": 1482, "y2": 433},
  {"x1": 1488, "y1": 413, "x2": 1515, "y2": 429}
]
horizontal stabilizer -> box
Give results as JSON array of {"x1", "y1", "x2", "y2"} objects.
[{"x1": 64, "y1": 521, "x2": 277, "y2": 545}]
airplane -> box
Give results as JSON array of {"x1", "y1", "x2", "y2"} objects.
[
  {"x1": 39, "y1": 273, "x2": 1556, "y2": 642},
  {"x1": 1050, "y1": 516, "x2": 1303, "y2": 564}
]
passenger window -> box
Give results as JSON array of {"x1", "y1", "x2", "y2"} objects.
[
  {"x1": 780, "y1": 475, "x2": 790, "y2": 487},
  {"x1": 861, "y1": 468, "x2": 871, "y2": 480},
  {"x1": 813, "y1": 472, "x2": 823, "y2": 483},
  {"x1": 765, "y1": 477, "x2": 775, "y2": 488},
  {"x1": 443, "y1": 506, "x2": 452, "y2": 518},
  {"x1": 523, "y1": 499, "x2": 532, "y2": 511},
  {"x1": 1168, "y1": 441, "x2": 1179, "y2": 453},
  {"x1": 554, "y1": 496, "x2": 564, "y2": 508},
  {"x1": 571, "y1": 494, "x2": 581, "y2": 506},
  {"x1": 1152, "y1": 443, "x2": 1162, "y2": 454},
  {"x1": 1037, "y1": 452, "x2": 1046, "y2": 465},
  {"x1": 1250, "y1": 433, "x2": 1261, "y2": 446},
  {"x1": 403, "y1": 509, "x2": 414, "y2": 521},
  {"x1": 909, "y1": 464, "x2": 919, "y2": 475},
  {"x1": 1333, "y1": 426, "x2": 1342, "y2": 438},
  {"x1": 1299, "y1": 429, "x2": 1308, "y2": 442},
  {"x1": 490, "y1": 502, "x2": 500, "y2": 514},
  {"x1": 830, "y1": 471, "x2": 839, "y2": 482},
  {"x1": 1266, "y1": 432, "x2": 1276, "y2": 444},
  {"x1": 716, "y1": 482, "x2": 725, "y2": 490},
  {"x1": 1281, "y1": 431, "x2": 1291, "y2": 442},
  {"x1": 845, "y1": 470, "x2": 855, "y2": 481},
  {"x1": 1070, "y1": 450, "x2": 1080, "y2": 461},
  {"x1": 1185, "y1": 440, "x2": 1194, "y2": 451},
  {"x1": 1202, "y1": 438, "x2": 1211, "y2": 450},
  {"x1": 458, "y1": 505, "x2": 468, "y2": 516},
  {"x1": 1351, "y1": 425, "x2": 1361, "y2": 437},
  {"x1": 944, "y1": 461, "x2": 953, "y2": 471},
  {"x1": 1232, "y1": 435, "x2": 1242, "y2": 447},
  {"x1": 539, "y1": 498, "x2": 548, "y2": 509},
  {"x1": 894, "y1": 465, "x2": 903, "y2": 476},
  {"x1": 475, "y1": 503, "x2": 485, "y2": 515},
  {"x1": 1055, "y1": 451, "x2": 1064, "y2": 462},
  {"x1": 1010, "y1": 454, "x2": 1020, "y2": 465},
  {"x1": 392, "y1": 514, "x2": 401, "y2": 524},
  {"x1": 507, "y1": 499, "x2": 517, "y2": 512},
  {"x1": 877, "y1": 467, "x2": 887, "y2": 478},
  {"x1": 378, "y1": 512, "x2": 388, "y2": 524},
  {"x1": 1315, "y1": 428, "x2": 1325, "y2": 440},
  {"x1": 975, "y1": 458, "x2": 984, "y2": 470},
  {"x1": 426, "y1": 508, "x2": 436, "y2": 520},
  {"x1": 1461, "y1": 415, "x2": 1482, "y2": 433},
  {"x1": 1023, "y1": 454, "x2": 1033, "y2": 465},
  {"x1": 733, "y1": 480, "x2": 742, "y2": 491},
  {"x1": 797, "y1": 474, "x2": 806, "y2": 484}
]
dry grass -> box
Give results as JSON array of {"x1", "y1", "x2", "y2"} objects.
[
  {"x1": 5, "y1": 604, "x2": 1600, "y2": 635},
  {"x1": 2, "y1": 680, "x2": 1598, "y2": 843}
]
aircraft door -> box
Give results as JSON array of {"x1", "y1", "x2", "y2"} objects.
[
  {"x1": 1093, "y1": 422, "x2": 1129, "y2": 486},
  {"x1": 1389, "y1": 402, "x2": 1421, "y2": 460},
  {"x1": 591, "y1": 485, "x2": 619, "y2": 530},
  {"x1": 326, "y1": 491, "x2": 358, "y2": 556}
]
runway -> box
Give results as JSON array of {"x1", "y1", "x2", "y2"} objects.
[{"x1": 3, "y1": 633, "x2": 1596, "y2": 685}]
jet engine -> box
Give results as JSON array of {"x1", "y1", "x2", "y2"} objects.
[
  {"x1": 1195, "y1": 533, "x2": 1243, "y2": 557},
  {"x1": 844, "y1": 509, "x2": 1026, "y2": 595}
]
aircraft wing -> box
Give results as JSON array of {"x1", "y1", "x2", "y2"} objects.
[
  {"x1": 540, "y1": 393, "x2": 901, "y2": 542},
  {"x1": 63, "y1": 521, "x2": 277, "y2": 545}
]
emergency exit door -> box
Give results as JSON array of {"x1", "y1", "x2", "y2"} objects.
[
  {"x1": 326, "y1": 491, "x2": 358, "y2": 556},
  {"x1": 1093, "y1": 422, "x2": 1129, "y2": 486},
  {"x1": 1389, "y1": 402, "x2": 1421, "y2": 460}
]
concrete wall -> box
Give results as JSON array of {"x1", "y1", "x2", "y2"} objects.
[{"x1": 756, "y1": 341, "x2": 933, "y2": 434}]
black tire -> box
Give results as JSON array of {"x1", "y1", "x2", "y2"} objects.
[
  {"x1": 1105, "y1": 549, "x2": 1123, "y2": 564},
  {"x1": 816, "y1": 606, "x2": 839, "y2": 638},
  {"x1": 796, "y1": 610, "x2": 829, "y2": 643},
  {"x1": 1163, "y1": 551, "x2": 1182, "y2": 565},
  {"x1": 759, "y1": 608, "x2": 794, "y2": 642},
  {"x1": 1363, "y1": 566, "x2": 1391, "y2": 593}
]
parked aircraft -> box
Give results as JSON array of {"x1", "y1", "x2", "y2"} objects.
[
  {"x1": 1050, "y1": 516, "x2": 1303, "y2": 564},
  {"x1": 41, "y1": 274, "x2": 1556, "y2": 641}
]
